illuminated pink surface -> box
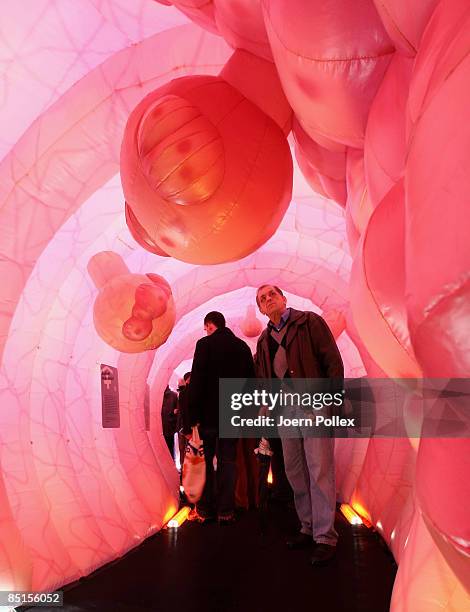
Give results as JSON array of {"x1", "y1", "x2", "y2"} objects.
[
  {"x1": 262, "y1": 0, "x2": 394, "y2": 149},
  {"x1": 293, "y1": 119, "x2": 347, "y2": 206},
  {"x1": 345, "y1": 149, "x2": 373, "y2": 239},
  {"x1": 350, "y1": 180, "x2": 422, "y2": 378},
  {"x1": 364, "y1": 53, "x2": 413, "y2": 208},
  {"x1": 0, "y1": 1, "x2": 468, "y2": 609},
  {"x1": 372, "y1": 0, "x2": 439, "y2": 56}
]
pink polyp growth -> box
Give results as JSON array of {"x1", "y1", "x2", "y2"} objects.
[
  {"x1": 146, "y1": 273, "x2": 172, "y2": 300},
  {"x1": 122, "y1": 316, "x2": 153, "y2": 341},
  {"x1": 133, "y1": 283, "x2": 168, "y2": 319}
]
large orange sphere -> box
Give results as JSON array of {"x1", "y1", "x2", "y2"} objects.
[
  {"x1": 121, "y1": 75, "x2": 292, "y2": 264},
  {"x1": 125, "y1": 203, "x2": 169, "y2": 257}
]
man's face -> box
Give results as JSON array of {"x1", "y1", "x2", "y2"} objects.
[
  {"x1": 257, "y1": 286, "x2": 287, "y2": 318},
  {"x1": 204, "y1": 322, "x2": 217, "y2": 336}
]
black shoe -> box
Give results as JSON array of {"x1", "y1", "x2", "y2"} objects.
[
  {"x1": 310, "y1": 543, "x2": 336, "y2": 566},
  {"x1": 187, "y1": 508, "x2": 215, "y2": 524},
  {"x1": 286, "y1": 532, "x2": 313, "y2": 550}
]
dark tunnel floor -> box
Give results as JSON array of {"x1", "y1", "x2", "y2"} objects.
[{"x1": 26, "y1": 503, "x2": 396, "y2": 612}]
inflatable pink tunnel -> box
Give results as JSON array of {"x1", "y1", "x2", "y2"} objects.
[{"x1": 0, "y1": 1, "x2": 468, "y2": 609}]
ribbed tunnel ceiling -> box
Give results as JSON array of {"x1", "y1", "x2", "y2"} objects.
[{"x1": 1, "y1": 2, "x2": 469, "y2": 609}]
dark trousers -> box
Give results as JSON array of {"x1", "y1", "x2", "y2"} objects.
[
  {"x1": 269, "y1": 437, "x2": 293, "y2": 502},
  {"x1": 235, "y1": 438, "x2": 259, "y2": 509},
  {"x1": 197, "y1": 432, "x2": 238, "y2": 518},
  {"x1": 178, "y1": 433, "x2": 186, "y2": 473},
  {"x1": 164, "y1": 434, "x2": 175, "y2": 460}
]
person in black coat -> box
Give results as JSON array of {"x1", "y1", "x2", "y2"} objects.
[
  {"x1": 176, "y1": 371, "x2": 191, "y2": 471},
  {"x1": 187, "y1": 311, "x2": 255, "y2": 523},
  {"x1": 161, "y1": 385, "x2": 178, "y2": 459}
]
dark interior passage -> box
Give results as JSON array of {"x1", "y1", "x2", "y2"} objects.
[{"x1": 26, "y1": 504, "x2": 396, "y2": 612}]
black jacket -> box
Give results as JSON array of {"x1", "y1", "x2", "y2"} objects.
[
  {"x1": 161, "y1": 386, "x2": 178, "y2": 436},
  {"x1": 188, "y1": 327, "x2": 255, "y2": 432},
  {"x1": 176, "y1": 385, "x2": 191, "y2": 434}
]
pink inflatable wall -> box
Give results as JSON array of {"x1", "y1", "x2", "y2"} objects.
[{"x1": 0, "y1": 1, "x2": 468, "y2": 609}]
